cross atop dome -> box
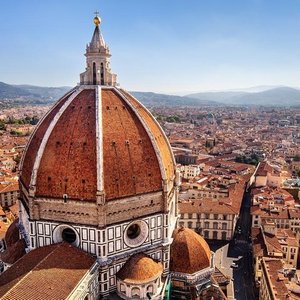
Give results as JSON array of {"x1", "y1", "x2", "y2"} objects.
[{"x1": 80, "y1": 14, "x2": 117, "y2": 86}]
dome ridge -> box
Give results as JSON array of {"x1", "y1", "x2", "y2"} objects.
[
  {"x1": 19, "y1": 87, "x2": 77, "y2": 189},
  {"x1": 113, "y1": 87, "x2": 172, "y2": 183},
  {"x1": 28, "y1": 86, "x2": 95, "y2": 194},
  {"x1": 118, "y1": 88, "x2": 175, "y2": 184}
]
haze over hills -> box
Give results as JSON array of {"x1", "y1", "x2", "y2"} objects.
[
  {"x1": 186, "y1": 86, "x2": 300, "y2": 106},
  {"x1": 0, "y1": 82, "x2": 218, "y2": 108},
  {"x1": 1, "y1": 81, "x2": 300, "y2": 108},
  {"x1": 130, "y1": 91, "x2": 218, "y2": 107},
  {"x1": 0, "y1": 82, "x2": 70, "y2": 108}
]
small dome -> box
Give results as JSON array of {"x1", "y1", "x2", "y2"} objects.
[
  {"x1": 117, "y1": 253, "x2": 163, "y2": 284},
  {"x1": 170, "y1": 227, "x2": 211, "y2": 274}
]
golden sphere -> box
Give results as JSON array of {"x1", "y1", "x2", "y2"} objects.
[{"x1": 94, "y1": 16, "x2": 101, "y2": 26}]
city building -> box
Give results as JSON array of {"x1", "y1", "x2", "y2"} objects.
[
  {"x1": 251, "y1": 220, "x2": 299, "y2": 283},
  {"x1": 259, "y1": 258, "x2": 300, "y2": 300},
  {"x1": 0, "y1": 182, "x2": 19, "y2": 208},
  {"x1": 179, "y1": 174, "x2": 246, "y2": 241}
]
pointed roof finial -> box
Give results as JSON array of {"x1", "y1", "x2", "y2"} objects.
[{"x1": 93, "y1": 11, "x2": 101, "y2": 27}]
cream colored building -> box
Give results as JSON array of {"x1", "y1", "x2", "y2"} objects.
[
  {"x1": 180, "y1": 164, "x2": 201, "y2": 180},
  {"x1": 179, "y1": 175, "x2": 244, "y2": 241},
  {"x1": 179, "y1": 202, "x2": 238, "y2": 241},
  {"x1": 0, "y1": 183, "x2": 19, "y2": 208}
]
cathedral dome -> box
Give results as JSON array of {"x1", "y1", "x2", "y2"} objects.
[
  {"x1": 117, "y1": 253, "x2": 163, "y2": 284},
  {"x1": 20, "y1": 87, "x2": 175, "y2": 201},
  {"x1": 170, "y1": 227, "x2": 212, "y2": 274},
  {"x1": 18, "y1": 15, "x2": 176, "y2": 232}
]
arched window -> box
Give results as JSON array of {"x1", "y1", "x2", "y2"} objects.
[
  {"x1": 93, "y1": 62, "x2": 97, "y2": 85},
  {"x1": 101, "y1": 63, "x2": 104, "y2": 85},
  {"x1": 131, "y1": 287, "x2": 140, "y2": 297}
]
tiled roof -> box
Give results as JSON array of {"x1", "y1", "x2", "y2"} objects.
[
  {"x1": 262, "y1": 258, "x2": 289, "y2": 299},
  {"x1": 20, "y1": 91, "x2": 73, "y2": 188},
  {"x1": 35, "y1": 89, "x2": 98, "y2": 200},
  {"x1": 20, "y1": 87, "x2": 174, "y2": 201},
  {"x1": 117, "y1": 253, "x2": 162, "y2": 284},
  {"x1": 0, "y1": 182, "x2": 18, "y2": 193},
  {"x1": 120, "y1": 89, "x2": 175, "y2": 183},
  {"x1": 264, "y1": 232, "x2": 282, "y2": 253},
  {"x1": 102, "y1": 89, "x2": 162, "y2": 200},
  {"x1": 251, "y1": 227, "x2": 266, "y2": 257},
  {"x1": 170, "y1": 227, "x2": 211, "y2": 274},
  {"x1": 0, "y1": 243, "x2": 96, "y2": 300}
]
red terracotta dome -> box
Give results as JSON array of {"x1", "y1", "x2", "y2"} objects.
[
  {"x1": 117, "y1": 253, "x2": 163, "y2": 283},
  {"x1": 170, "y1": 227, "x2": 211, "y2": 274},
  {"x1": 20, "y1": 87, "x2": 175, "y2": 201}
]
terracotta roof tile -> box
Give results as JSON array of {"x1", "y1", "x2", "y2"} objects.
[
  {"x1": 0, "y1": 243, "x2": 96, "y2": 300},
  {"x1": 36, "y1": 89, "x2": 97, "y2": 200},
  {"x1": 120, "y1": 89, "x2": 175, "y2": 182},
  {"x1": 21, "y1": 91, "x2": 73, "y2": 188},
  {"x1": 117, "y1": 253, "x2": 162, "y2": 284},
  {"x1": 0, "y1": 238, "x2": 26, "y2": 264},
  {"x1": 170, "y1": 227, "x2": 211, "y2": 274},
  {"x1": 20, "y1": 87, "x2": 173, "y2": 202},
  {"x1": 102, "y1": 89, "x2": 162, "y2": 200}
]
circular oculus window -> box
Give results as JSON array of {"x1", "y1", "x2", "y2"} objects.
[
  {"x1": 124, "y1": 220, "x2": 148, "y2": 248},
  {"x1": 62, "y1": 228, "x2": 77, "y2": 243},
  {"x1": 53, "y1": 224, "x2": 79, "y2": 247}
]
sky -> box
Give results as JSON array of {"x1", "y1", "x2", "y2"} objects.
[{"x1": 1, "y1": 0, "x2": 300, "y2": 93}]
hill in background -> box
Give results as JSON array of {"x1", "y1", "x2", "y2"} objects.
[
  {"x1": 0, "y1": 82, "x2": 217, "y2": 108},
  {"x1": 130, "y1": 91, "x2": 218, "y2": 107},
  {"x1": 186, "y1": 86, "x2": 300, "y2": 106},
  {"x1": 0, "y1": 82, "x2": 70, "y2": 108},
  {"x1": 1, "y1": 81, "x2": 300, "y2": 108}
]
